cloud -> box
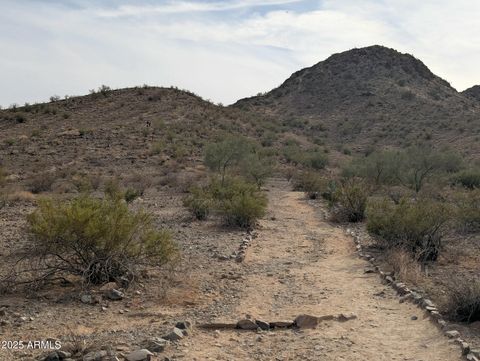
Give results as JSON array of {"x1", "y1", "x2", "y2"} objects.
[
  {"x1": 96, "y1": 0, "x2": 303, "y2": 17},
  {"x1": 0, "y1": 0, "x2": 479, "y2": 107}
]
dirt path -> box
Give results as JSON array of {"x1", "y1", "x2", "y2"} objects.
[{"x1": 180, "y1": 180, "x2": 461, "y2": 360}]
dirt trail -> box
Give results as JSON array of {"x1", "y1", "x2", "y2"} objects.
[{"x1": 183, "y1": 180, "x2": 461, "y2": 360}]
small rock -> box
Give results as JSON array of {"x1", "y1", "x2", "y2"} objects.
[
  {"x1": 80, "y1": 294, "x2": 93, "y2": 304},
  {"x1": 175, "y1": 321, "x2": 192, "y2": 330},
  {"x1": 163, "y1": 327, "x2": 184, "y2": 342},
  {"x1": 255, "y1": 320, "x2": 270, "y2": 330},
  {"x1": 461, "y1": 341, "x2": 471, "y2": 355},
  {"x1": 294, "y1": 314, "x2": 318, "y2": 329},
  {"x1": 144, "y1": 338, "x2": 168, "y2": 352},
  {"x1": 237, "y1": 319, "x2": 258, "y2": 330},
  {"x1": 270, "y1": 320, "x2": 294, "y2": 328},
  {"x1": 125, "y1": 349, "x2": 154, "y2": 361},
  {"x1": 83, "y1": 350, "x2": 108, "y2": 361},
  {"x1": 411, "y1": 315, "x2": 418, "y2": 321},
  {"x1": 438, "y1": 319, "x2": 447, "y2": 328},
  {"x1": 445, "y1": 330, "x2": 460, "y2": 338},
  {"x1": 43, "y1": 352, "x2": 61, "y2": 361},
  {"x1": 57, "y1": 351, "x2": 72, "y2": 359},
  {"x1": 106, "y1": 289, "x2": 124, "y2": 301},
  {"x1": 337, "y1": 313, "x2": 357, "y2": 322}
]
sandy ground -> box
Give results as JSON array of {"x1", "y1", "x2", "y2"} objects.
[{"x1": 180, "y1": 179, "x2": 462, "y2": 360}]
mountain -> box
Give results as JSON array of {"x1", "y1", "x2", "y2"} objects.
[
  {"x1": 462, "y1": 85, "x2": 480, "y2": 101},
  {"x1": 234, "y1": 45, "x2": 480, "y2": 155}
]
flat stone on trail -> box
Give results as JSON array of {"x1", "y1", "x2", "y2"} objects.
[
  {"x1": 337, "y1": 313, "x2": 357, "y2": 322},
  {"x1": 163, "y1": 327, "x2": 184, "y2": 341},
  {"x1": 125, "y1": 349, "x2": 154, "y2": 361},
  {"x1": 294, "y1": 314, "x2": 319, "y2": 329},
  {"x1": 270, "y1": 320, "x2": 294, "y2": 328},
  {"x1": 255, "y1": 319, "x2": 270, "y2": 330},
  {"x1": 237, "y1": 319, "x2": 259, "y2": 330}
]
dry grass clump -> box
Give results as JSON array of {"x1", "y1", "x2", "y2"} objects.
[
  {"x1": 330, "y1": 178, "x2": 370, "y2": 223},
  {"x1": 28, "y1": 172, "x2": 57, "y2": 194},
  {"x1": 385, "y1": 248, "x2": 423, "y2": 285},
  {"x1": 443, "y1": 277, "x2": 480, "y2": 323}
]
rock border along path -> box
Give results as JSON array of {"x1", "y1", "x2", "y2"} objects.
[
  {"x1": 348, "y1": 228, "x2": 480, "y2": 361},
  {"x1": 182, "y1": 181, "x2": 463, "y2": 360}
]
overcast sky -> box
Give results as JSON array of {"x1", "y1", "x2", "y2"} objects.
[{"x1": 1, "y1": 0, "x2": 479, "y2": 107}]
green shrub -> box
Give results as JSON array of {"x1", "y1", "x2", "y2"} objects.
[
  {"x1": 331, "y1": 178, "x2": 370, "y2": 222},
  {"x1": 26, "y1": 195, "x2": 176, "y2": 286},
  {"x1": 453, "y1": 190, "x2": 480, "y2": 233},
  {"x1": 204, "y1": 136, "x2": 255, "y2": 183},
  {"x1": 293, "y1": 171, "x2": 326, "y2": 199},
  {"x1": 104, "y1": 179, "x2": 142, "y2": 203},
  {"x1": 185, "y1": 177, "x2": 267, "y2": 228},
  {"x1": 239, "y1": 153, "x2": 273, "y2": 188},
  {"x1": 307, "y1": 151, "x2": 328, "y2": 170},
  {"x1": 214, "y1": 178, "x2": 267, "y2": 228},
  {"x1": 183, "y1": 186, "x2": 212, "y2": 220},
  {"x1": 124, "y1": 188, "x2": 141, "y2": 203},
  {"x1": 455, "y1": 169, "x2": 480, "y2": 189},
  {"x1": 366, "y1": 198, "x2": 450, "y2": 262}
]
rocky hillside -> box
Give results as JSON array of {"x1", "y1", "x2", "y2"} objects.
[
  {"x1": 234, "y1": 45, "x2": 480, "y2": 155},
  {"x1": 463, "y1": 85, "x2": 480, "y2": 101},
  {"x1": 0, "y1": 86, "x2": 280, "y2": 192}
]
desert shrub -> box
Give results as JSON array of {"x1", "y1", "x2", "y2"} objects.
[
  {"x1": 0, "y1": 166, "x2": 5, "y2": 186},
  {"x1": 104, "y1": 179, "x2": 142, "y2": 203},
  {"x1": 283, "y1": 144, "x2": 328, "y2": 170},
  {"x1": 293, "y1": 171, "x2": 326, "y2": 199},
  {"x1": 366, "y1": 197, "x2": 450, "y2": 262},
  {"x1": 331, "y1": 178, "x2": 370, "y2": 222},
  {"x1": 307, "y1": 151, "x2": 328, "y2": 170},
  {"x1": 28, "y1": 172, "x2": 56, "y2": 194},
  {"x1": 150, "y1": 141, "x2": 165, "y2": 155},
  {"x1": 204, "y1": 136, "x2": 255, "y2": 183},
  {"x1": 183, "y1": 186, "x2": 212, "y2": 220},
  {"x1": 15, "y1": 114, "x2": 27, "y2": 123},
  {"x1": 342, "y1": 150, "x2": 399, "y2": 186},
  {"x1": 453, "y1": 189, "x2": 480, "y2": 233},
  {"x1": 454, "y1": 169, "x2": 480, "y2": 189},
  {"x1": 184, "y1": 177, "x2": 267, "y2": 228},
  {"x1": 239, "y1": 153, "x2": 273, "y2": 188},
  {"x1": 25, "y1": 195, "x2": 176, "y2": 286},
  {"x1": 345, "y1": 147, "x2": 463, "y2": 192},
  {"x1": 443, "y1": 277, "x2": 480, "y2": 323},
  {"x1": 124, "y1": 188, "x2": 141, "y2": 203},
  {"x1": 213, "y1": 178, "x2": 267, "y2": 228}
]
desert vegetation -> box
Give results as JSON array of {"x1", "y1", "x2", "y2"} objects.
[
  {"x1": 184, "y1": 136, "x2": 269, "y2": 228},
  {"x1": 296, "y1": 143, "x2": 480, "y2": 324}
]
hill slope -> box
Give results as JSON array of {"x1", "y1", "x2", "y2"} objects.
[{"x1": 234, "y1": 45, "x2": 480, "y2": 154}]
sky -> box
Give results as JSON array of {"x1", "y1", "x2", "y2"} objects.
[{"x1": 1, "y1": 0, "x2": 480, "y2": 107}]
